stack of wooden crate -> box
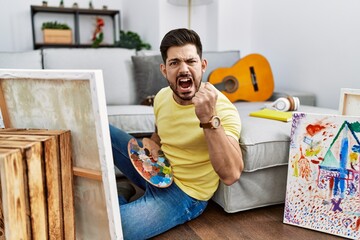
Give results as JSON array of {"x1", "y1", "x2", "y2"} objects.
[{"x1": 0, "y1": 129, "x2": 75, "y2": 240}]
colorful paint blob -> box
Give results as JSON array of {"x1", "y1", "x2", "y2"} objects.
[{"x1": 128, "y1": 138, "x2": 173, "y2": 188}]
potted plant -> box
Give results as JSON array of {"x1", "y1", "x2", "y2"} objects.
[
  {"x1": 42, "y1": 21, "x2": 72, "y2": 44},
  {"x1": 115, "y1": 30, "x2": 151, "y2": 50}
]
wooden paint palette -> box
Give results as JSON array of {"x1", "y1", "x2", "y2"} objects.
[{"x1": 128, "y1": 138, "x2": 173, "y2": 188}]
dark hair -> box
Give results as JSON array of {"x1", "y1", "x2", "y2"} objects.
[{"x1": 160, "y1": 28, "x2": 203, "y2": 63}]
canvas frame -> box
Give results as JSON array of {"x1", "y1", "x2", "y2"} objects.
[
  {"x1": 283, "y1": 112, "x2": 360, "y2": 239},
  {"x1": 0, "y1": 69, "x2": 122, "y2": 239},
  {"x1": 339, "y1": 88, "x2": 360, "y2": 116}
]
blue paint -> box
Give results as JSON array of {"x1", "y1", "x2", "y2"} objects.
[
  {"x1": 352, "y1": 144, "x2": 360, "y2": 153},
  {"x1": 339, "y1": 125, "x2": 349, "y2": 199}
]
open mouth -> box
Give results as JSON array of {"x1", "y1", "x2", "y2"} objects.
[{"x1": 177, "y1": 75, "x2": 193, "y2": 91}]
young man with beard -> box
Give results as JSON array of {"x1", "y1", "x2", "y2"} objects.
[{"x1": 110, "y1": 28, "x2": 243, "y2": 239}]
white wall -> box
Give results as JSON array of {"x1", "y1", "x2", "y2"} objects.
[
  {"x1": 1, "y1": 0, "x2": 359, "y2": 109},
  {"x1": 120, "y1": 0, "x2": 161, "y2": 52},
  {"x1": 216, "y1": 0, "x2": 253, "y2": 54},
  {"x1": 249, "y1": 0, "x2": 360, "y2": 109},
  {"x1": 118, "y1": 0, "x2": 193, "y2": 52}
]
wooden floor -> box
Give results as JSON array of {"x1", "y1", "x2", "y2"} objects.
[{"x1": 151, "y1": 200, "x2": 347, "y2": 240}]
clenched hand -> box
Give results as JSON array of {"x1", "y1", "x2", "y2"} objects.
[{"x1": 192, "y1": 82, "x2": 218, "y2": 123}]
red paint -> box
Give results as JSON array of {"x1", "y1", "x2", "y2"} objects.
[
  {"x1": 352, "y1": 218, "x2": 360, "y2": 231},
  {"x1": 329, "y1": 177, "x2": 334, "y2": 196},
  {"x1": 306, "y1": 124, "x2": 325, "y2": 136}
]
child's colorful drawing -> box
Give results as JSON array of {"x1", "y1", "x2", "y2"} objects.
[
  {"x1": 128, "y1": 138, "x2": 173, "y2": 188},
  {"x1": 284, "y1": 113, "x2": 360, "y2": 239}
]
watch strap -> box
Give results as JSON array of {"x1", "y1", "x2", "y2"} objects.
[
  {"x1": 199, "y1": 115, "x2": 221, "y2": 129},
  {"x1": 199, "y1": 122, "x2": 213, "y2": 129}
]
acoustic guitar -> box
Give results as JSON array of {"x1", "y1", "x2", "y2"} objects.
[{"x1": 208, "y1": 53, "x2": 274, "y2": 102}]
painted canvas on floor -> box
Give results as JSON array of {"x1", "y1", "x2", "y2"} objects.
[{"x1": 283, "y1": 112, "x2": 360, "y2": 239}]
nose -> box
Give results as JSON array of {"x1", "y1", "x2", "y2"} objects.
[{"x1": 178, "y1": 61, "x2": 189, "y2": 73}]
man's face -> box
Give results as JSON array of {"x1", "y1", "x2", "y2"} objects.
[{"x1": 160, "y1": 44, "x2": 207, "y2": 105}]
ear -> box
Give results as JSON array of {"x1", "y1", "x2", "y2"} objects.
[
  {"x1": 160, "y1": 63, "x2": 167, "y2": 78},
  {"x1": 201, "y1": 58, "x2": 208, "y2": 73}
]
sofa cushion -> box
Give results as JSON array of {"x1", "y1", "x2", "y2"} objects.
[
  {"x1": 213, "y1": 165, "x2": 289, "y2": 212},
  {"x1": 131, "y1": 55, "x2": 168, "y2": 104},
  {"x1": 233, "y1": 102, "x2": 338, "y2": 172},
  {"x1": 107, "y1": 105, "x2": 155, "y2": 134},
  {"x1": 42, "y1": 48, "x2": 137, "y2": 105},
  {"x1": 0, "y1": 50, "x2": 43, "y2": 69},
  {"x1": 131, "y1": 50, "x2": 241, "y2": 104}
]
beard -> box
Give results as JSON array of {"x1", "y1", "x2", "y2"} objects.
[{"x1": 167, "y1": 72, "x2": 202, "y2": 102}]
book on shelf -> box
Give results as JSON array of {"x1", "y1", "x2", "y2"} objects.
[{"x1": 249, "y1": 108, "x2": 293, "y2": 122}]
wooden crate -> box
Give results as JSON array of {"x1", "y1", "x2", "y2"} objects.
[
  {"x1": 0, "y1": 148, "x2": 31, "y2": 240},
  {"x1": 0, "y1": 129, "x2": 74, "y2": 240},
  {"x1": 43, "y1": 29, "x2": 72, "y2": 44}
]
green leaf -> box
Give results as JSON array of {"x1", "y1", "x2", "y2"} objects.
[
  {"x1": 42, "y1": 21, "x2": 70, "y2": 30},
  {"x1": 115, "y1": 30, "x2": 151, "y2": 50}
]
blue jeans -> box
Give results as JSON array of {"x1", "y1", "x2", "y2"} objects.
[{"x1": 109, "y1": 125, "x2": 208, "y2": 239}]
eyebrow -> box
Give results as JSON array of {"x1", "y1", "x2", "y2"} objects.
[{"x1": 167, "y1": 57, "x2": 198, "y2": 63}]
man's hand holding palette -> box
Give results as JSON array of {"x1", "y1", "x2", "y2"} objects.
[{"x1": 127, "y1": 138, "x2": 173, "y2": 188}]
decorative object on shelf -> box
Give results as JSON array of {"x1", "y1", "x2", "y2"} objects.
[
  {"x1": 89, "y1": 0, "x2": 93, "y2": 9},
  {"x1": 42, "y1": 21, "x2": 70, "y2": 30},
  {"x1": 115, "y1": 30, "x2": 151, "y2": 51},
  {"x1": 31, "y1": 5, "x2": 120, "y2": 49},
  {"x1": 168, "y1": 0, "x2": 213, "y2": 29},
  {"x1": 59, "y1": 0, "x2": 64, "y2": 7},
  {"x1": 42, "y1": 1, "x2": 48, "y2": 7},
  {"x1": 42, "y1": 21, "x2": 72, "y2": 44},
  {"x1": 102, "y1": 5, "x2": 108, "y2": 10},
  {"x1": 72, "y1": 2, "x2": 78, "y2": 8},
  {"x1": 91, "y1": 17, "x2": 104, "y2": 48}
]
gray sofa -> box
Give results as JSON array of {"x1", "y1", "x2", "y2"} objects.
[{"x1": 0, "y1": 48, "x2": 337, "y2": 213}]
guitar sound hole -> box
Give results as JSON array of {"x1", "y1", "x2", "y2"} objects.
[{"x1": 223, "y1": 77, "x2": 238, "y2": 93}]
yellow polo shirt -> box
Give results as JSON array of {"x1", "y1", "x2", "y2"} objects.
[{"x1": 153, "y1": 86, "x2": 241, "y2": 201}]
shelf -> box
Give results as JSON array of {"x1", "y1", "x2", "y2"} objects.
[
  {"x1": 34, "y1": 43, "x2": 118, "y2": 49},
  {"x1": 31, "y1": 5, "x2": 120, "y2": 17},
  {"x1": 30, "y1": 5, "x2": 121, "y2": 49}
]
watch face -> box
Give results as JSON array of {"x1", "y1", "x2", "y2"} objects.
[{"x1": 212, "y1": 116, "x2": 221, "y2": 128}]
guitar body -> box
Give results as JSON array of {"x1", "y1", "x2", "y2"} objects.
[{"x1": 208, "y1": 53, "x2": 274, "y2": 102}]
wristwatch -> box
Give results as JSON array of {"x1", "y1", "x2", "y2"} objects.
[{"x1": 200, "y1": 116, "x2": 221, "y2": 129}]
